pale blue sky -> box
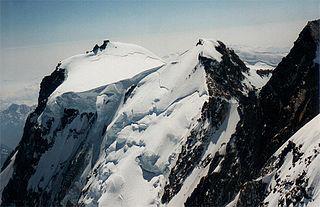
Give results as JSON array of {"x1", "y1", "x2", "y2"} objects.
[{"x1": 1, "y1": 0, "x2": 319, "y2": 48}]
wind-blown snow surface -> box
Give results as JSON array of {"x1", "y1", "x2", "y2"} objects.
[{"x1": 50, "y1": 42, "x2": 165, "y2": 98}]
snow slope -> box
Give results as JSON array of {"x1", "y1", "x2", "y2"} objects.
[
  {"x1": 262, "y1": 114, "x2": 320, "y2": 206},
  {"x1": 25, "y1": 41, "x2": 165, "y2": 197},
  {"x1": 79, "y1": 40, "x2": 219, "y2": 207}
]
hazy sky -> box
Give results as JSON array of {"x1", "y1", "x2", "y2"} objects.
[
  {"x1": 0, "y1": 0, "x2": 319, "y2": 107},
  {"x1": 1, "y1": 0, "x2": 319, "y2": 48}
]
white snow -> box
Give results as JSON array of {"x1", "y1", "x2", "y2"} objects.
[
  {"x1": 198, "y1": 39, "x2": 222, "y2": 62},
  {"x1": 49, "y1": 42, "x2": 165, "y2": 99},
  {"x1": 28, "y1": 68, "x2": 160, "y2": 193}
]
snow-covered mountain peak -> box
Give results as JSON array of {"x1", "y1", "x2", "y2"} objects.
[
  {"x1": 193, "y1": 38, "x2": 223, "y2": 62},
  {"x1": 0, "y1": 104, "x2": 34, "y2": 150},
  {"x1": 49, "y1": 41, "x2": 165, "y2": 99},
  {"x1": 5, "y1": 103, "x2": 32, "y2": 115}
]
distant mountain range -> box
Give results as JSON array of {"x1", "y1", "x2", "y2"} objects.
[{"x1": 0, "y1": 104, "x2": 34, "y2": 167}]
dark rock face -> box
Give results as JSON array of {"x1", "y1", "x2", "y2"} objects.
[
  {"x1": 1, "y1": 63, "x2": 66, "y2": 206},
  {"x1": 1, "y1": 112, "x2": 52, "y2": 206},
  {"x1": 162, "y1": 41, "x2": 250, "y2": 204},
  {"x1": 162, "y1": 97, "x2": 229, "y2": 203},
  {"x1": 100, "y1": 40, "x2": 110, "y2": 50},
  {"x1": 92, "y1": 40, "x2": 110, "y2": 54},
  {"x1": 185, "y1": 20, "x2": 319, "y2": 206},
  {"x1": 256, "y1": 69, "x2": 273, "y2": 78},
  {"x1": 1, "y1": 106, "x2": 96, "y2": 207},
  {"x1": 123, "y1": 84, "x2": 137, "y2": 104},
  {"x1": 36, "y1": 63, "x2": 66, "y2": 114},
  {"x1": 92, "y1": 44, "x2": 100, "y2": 55},
  {"x1": 202, "y1": 40, "x2": 249, "y2": 98}
]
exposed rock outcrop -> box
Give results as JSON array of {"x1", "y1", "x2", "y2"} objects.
[{"x1": 186, "y1": 19, "x2": 319, "y2": 207}]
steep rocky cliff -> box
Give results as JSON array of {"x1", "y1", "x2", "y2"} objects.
[{"x1": 185, "y1": 19, "x2": 319, "y2": 207}]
